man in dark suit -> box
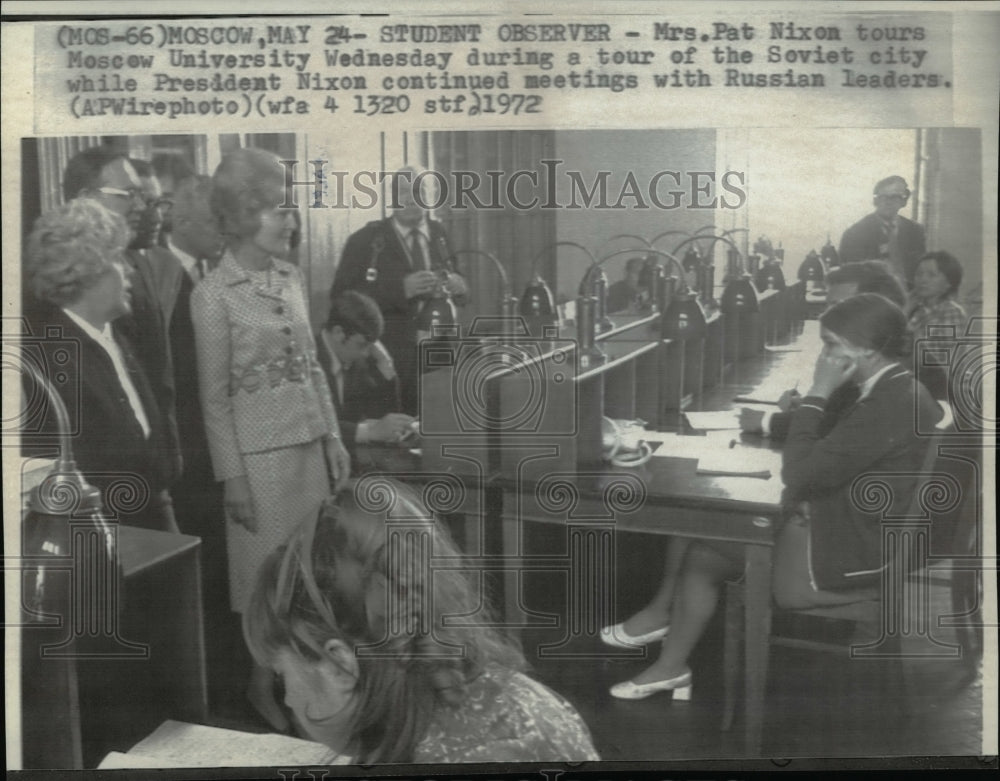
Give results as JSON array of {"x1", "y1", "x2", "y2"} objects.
[
  {"x1": 838, "y1": 175, "x2": 927, "y2": 287},
  {"x1": 61, "y1": 145, "x2": 183, "y2": 488},
  {"x1": 330, "y1": 166, "x2": 467, "y2": 415},
  {"x1": 24, "y1": 199, "x2": 178, "y2": 532},
  {"x1": 317, "y1": 291, "x2": 415, "y2": 453},
  {"x1": 159, "y1": 174, "x2": 233, "y2": 708}
]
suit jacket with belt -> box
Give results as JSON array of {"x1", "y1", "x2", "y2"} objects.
[
  {"x1": 782, "y1": 367, "x2": 942, "y2": 590},
  {"x1": 22, "y1": 306, "x2": 172, "y2": 524},
  {"x1": 316, "y1": 332, "x2": 402, "y2": 452},
  {"x1": 191, "y1": 252, "x2": 338, "y2": 482},
  {"x1": 330, "y1": 218, "x2": 457, "y2": 415},
  {"x1": 838, "y1": 212, "x2": 927, "y2": 285}
]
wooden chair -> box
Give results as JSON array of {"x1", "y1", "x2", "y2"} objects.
[{"x1": 720, "y1": 429, "x2": 983, "y2": 739}]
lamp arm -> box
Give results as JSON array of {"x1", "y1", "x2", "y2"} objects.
[
  {"x1": 672, "y1": 233, "x2": 743, "y2": 262},
  {"x1": 596, "y1": 247, "x2": 689, "y2": 291},
  {"x1": 596, "y1": 233, "x2": 652, "y2": 259},
  {"x1": 452, "y1": 249, "x2": 511, "y2": 298},
  {"x1": 530, "y1": 240, "x2": 596, "y2": 290},
  {"x1": 650, "y1": 229, "x2": 692, "y2": 250}
]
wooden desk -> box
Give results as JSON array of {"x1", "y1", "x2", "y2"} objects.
[
  {"x1": 20, "y1": 525, "x2": 207, "y2": 769},
  {"x1": 499, "y1": 445, "x2": 783, "y2": 757}
]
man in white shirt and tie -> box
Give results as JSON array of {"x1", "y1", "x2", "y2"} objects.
[
  {"x1": 24, "y1": 198, "x2": 179, "y2": 532},
  {"x1": 838, "y1": 175, "x2": 927, "y2": 287},
  {"x1": 331, "y1": 165, "x2": 468, "y2": 414}
]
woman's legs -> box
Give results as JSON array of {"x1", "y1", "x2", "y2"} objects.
[
  {"x1": 628, "y1": 541, "x2": 743, "y2": 684},
  {"x1": 621, "y1": 537, "x2": 691, "y2": 636}
]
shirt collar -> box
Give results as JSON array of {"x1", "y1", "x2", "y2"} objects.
[
  {"x1": 857, "y1": 362, "x2": 899, "y2": 401},
  {"x1": 62, "y1": 307, "x2": 113, "y2": 344},
  {"x1": 391, "y1": 216, "x2": 429, "y2": 244},
  {"x1": 167, "y1": 236, "x2": 199, "y2": 277}
]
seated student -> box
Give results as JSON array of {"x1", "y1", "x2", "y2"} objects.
[
  {"x1": 317, "y1": 291, "x2": 417, "y2": 452},
  {"x1": 601, "y1": 261, "x2": 912, "y2": 650},
  {"x1": 908, "y1": 251, "x2": 969, "y2": 400},
  {"x1": 608, "y1": 294, "x2": 941, "y2": 699},
  {"x1": 244, "y1": 480, "x2": 599, "y2": 762},
  {"x1": 739, "y1": 259, "x2": 908, "y2": 441},
  {"x1": 23, "y1": 199, "x2": 178, "y2": 532}
]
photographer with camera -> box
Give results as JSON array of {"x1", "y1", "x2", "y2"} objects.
[{"x1": 330, "y1": 165, "x2": 467, "y2": 416}]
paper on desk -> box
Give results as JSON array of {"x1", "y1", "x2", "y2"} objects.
[
  {"x1": 683, "y1": 410, "x2": 743, "y2": 430},
  {"x1": 651, "y1": 432, "x2": 778, "y2": 478},
  {"x1": 101, "y1": 719, "x2": 345, "y2": 768}
]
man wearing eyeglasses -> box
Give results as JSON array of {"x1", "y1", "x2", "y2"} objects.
[
  {"x1": 61, "y1": 144, "x2": 183, "y2": 491},
  {"x1": 838, "y1": 175, "x2": 927, "y2": 287}
]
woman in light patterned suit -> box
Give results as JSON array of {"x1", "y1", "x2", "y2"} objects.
[{"x1": 192, "y1": 147, "x2": 350, "y2": 730}]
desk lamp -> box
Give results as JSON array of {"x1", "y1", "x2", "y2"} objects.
[
  {"x1": 18, "y1": 356, "x2": 112, "y2": 622},
  {"x1": 820, "y1": 235, "x2": 840, "y2": 269},
  {"x1": 752, "y1": 235, "x2": 787, "y2": 292},
  {"x1": 798, "y1": 248, "x2": 827, "y2": 292},
  {"x1": 519, "y1": 242, "x2": 568, "y2": 338},
  {"x1": 451, "y1": 249, "x2": 518, "y2": 341}
]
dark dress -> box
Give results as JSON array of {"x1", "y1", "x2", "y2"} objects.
[{"x1": 782, "y1": 366, "x2": 942, "y2": 590}]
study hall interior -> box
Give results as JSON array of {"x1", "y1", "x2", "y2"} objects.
[{"x1": 12, "y1": 127, "x2": 988, "y2": 767}]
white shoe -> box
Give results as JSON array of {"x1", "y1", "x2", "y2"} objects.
[
  {"x1": 600, "y1": 622, "x2": 670, "y2": 649},
  {"x1": 609, "y1": 669, "x2": 692, "y2": 701}
]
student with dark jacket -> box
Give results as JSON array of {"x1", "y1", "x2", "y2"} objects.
[{"x1": 608, "y1": 294, "x2": 940, "y2": 700}]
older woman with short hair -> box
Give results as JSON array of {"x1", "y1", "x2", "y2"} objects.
[
  {"x1": 23, "y1": 198, "x2": 178, "y2": 532},
  {"x1": 191, "y1": 147, "x2": 350, "y2": 729}
]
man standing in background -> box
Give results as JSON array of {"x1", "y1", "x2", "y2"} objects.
[{"x1": 839, "y1": 175, "x2": 926, "y2": 287}]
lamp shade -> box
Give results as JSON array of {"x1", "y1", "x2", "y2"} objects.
[
  {"x1": 518, "y1": 274, "x2": 559, "y2": 337},
  {"x1": 721, "y1": 273, "x2": 761, "y2": 313},
  {"x1": 798, "y1": 249, "x2": 826, "y2": 290},
  {"x1": 661, "y1": 290, "x2": 708, "y2": 340},
  {"x1": 754, "y1": 261, "x2": 787, "y2": 292},
  {"x1": 820, "y1": 236, "x2": 840, "y2": 268}
]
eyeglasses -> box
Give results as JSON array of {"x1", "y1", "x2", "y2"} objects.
[
  {"x1": 876, "y1": 192, "x2": 909, "y2": 202},
  {"x1": 95, "y1": 186, "x2": 146, "y2": 203}
]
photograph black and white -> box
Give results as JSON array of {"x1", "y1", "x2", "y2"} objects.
[{"x1": 2, "y1": 3, "x2": 996, "y2": 778}]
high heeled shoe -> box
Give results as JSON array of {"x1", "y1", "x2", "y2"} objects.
[
  {"x1": 609, "y1": 669, "x2": 692, "y2": 700},
  {"x1": 600, "y1": 622, "x2": 670, "y2": 649}
]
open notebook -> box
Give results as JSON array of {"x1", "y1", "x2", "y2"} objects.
[{"x1": 98, "y1": 720, "x2": 346, "y2": 768}]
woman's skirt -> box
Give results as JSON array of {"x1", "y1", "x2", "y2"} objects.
[{"x1": 226, "y1": 438, "x2": 329, "y2": 613}]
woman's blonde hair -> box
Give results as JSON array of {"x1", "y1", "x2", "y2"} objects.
[
  {"x1": 244, "y1": 478, "x2": 525, "y2": 762},
  {"x1": 26, "y1": 199, "x2": 128, "y2": 306},
  {"x1": 210, "y1": 147, "x2": 287, "y2": 239}
]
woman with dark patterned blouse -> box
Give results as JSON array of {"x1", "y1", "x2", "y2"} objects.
[{"x1": 244, "y1": 480, "x2": 599, "y2": 763}]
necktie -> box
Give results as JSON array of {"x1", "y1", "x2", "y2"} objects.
[
  {"x1": 410, "y1": 228, "x2": 429, "y2": 271},
  {"x1": 196, "y1": 258, "x2": 208, "y2": 280}
]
